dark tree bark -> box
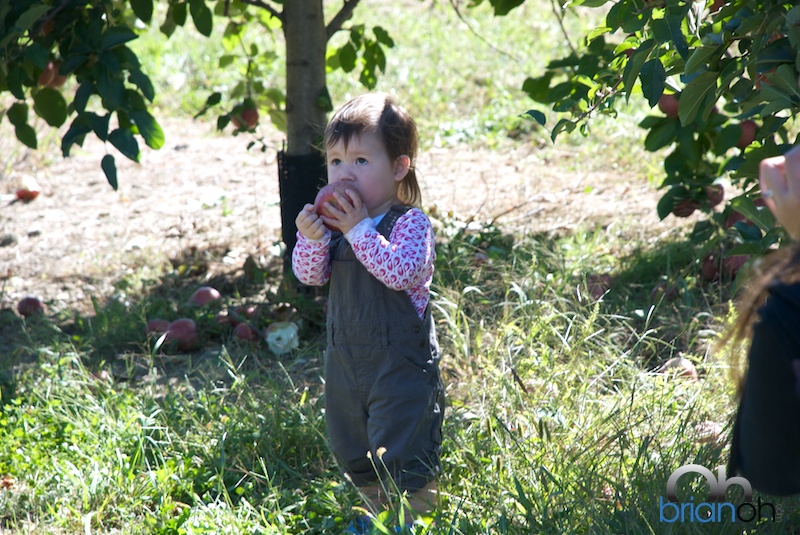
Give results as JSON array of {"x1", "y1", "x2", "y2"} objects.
[{"x1": 278, "y1": 0, "x2": 329, "y2": 274}]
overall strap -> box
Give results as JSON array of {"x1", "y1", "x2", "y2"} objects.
[{"x1": 376, "y1": 205, "x2": 412, "y2": 239}]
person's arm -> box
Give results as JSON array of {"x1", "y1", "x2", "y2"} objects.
[
  {"x1": 291, "y1": 231, "x2": 332, "y2": 286},
  {"x1": 345, "y1": 209, "x2": 434, "y2": 291}
]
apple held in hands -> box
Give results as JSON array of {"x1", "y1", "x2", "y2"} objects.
[{"x1": 314, "y1": 182, "x2": 362, "y2": 231}]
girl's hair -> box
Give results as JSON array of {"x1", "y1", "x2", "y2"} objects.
[
  {"x1": 720, "y1": 240, "x2": 800, "y2": 394},
  {"x1": 323, "y1": 92, "x2": 421, "y2": 206}
]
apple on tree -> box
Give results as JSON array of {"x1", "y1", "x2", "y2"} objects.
[
  {"x1": 657, "y1": 93, "x2": 680, "y2": 118},
  {"x1": 230, "y1": 98, "x2": 259, "y2": 130}
]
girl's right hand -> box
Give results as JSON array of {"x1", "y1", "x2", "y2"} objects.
[
  {"x1": 759, "y1": 145, "x2": 800, "y2": 240},
  {"x1": 296, "y1": 204, "x2": 327, "y2": 241}
]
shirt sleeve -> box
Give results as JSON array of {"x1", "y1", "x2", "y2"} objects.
[
  {"x1": 344, "y1": 208, "x2": 435, "y2": 292},
  {"x1": 291, "y1": 231, "x2": 332, "y2": 286}
]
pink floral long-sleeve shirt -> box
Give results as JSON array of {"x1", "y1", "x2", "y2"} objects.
[{"x1": 291, "y1": 208, "x2": 435, "y2": 318}]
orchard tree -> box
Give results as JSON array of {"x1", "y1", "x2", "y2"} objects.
[
  {"x1": 0, "y1": 0, "x2": 393, "y2": 273},
  {"x1": 498, "y1": 0, "x2": 799, "y2": 278}
]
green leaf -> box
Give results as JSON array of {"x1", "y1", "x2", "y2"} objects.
[
  {"x1": 656, "y1": 187, "x2": 684, "y2": 220},
  {"x1": 373, "y1": 26, "x2": 394, "y2": 47},
  {"x1": 715, "y1": 124, "x2": 742, "y2": 155},
  {"x1": 128, "y1": 70, "x2": 155, "y2": 102},
  {"x1": 639, "y1": 58, "x2": 666, "y2": 108},
  {"x1": 88, "y1": 113, "x2": 111, "y2": 141},
  {"x1": 94, "y1": 63, "x2": 125, "y2": 110},
  {"x1": 622, "y1": 40, "x2": 653, "y2": 97},
  {"x1": 14, "y1": 123, "x2": 37, "y2": 149},
  {"x1": 108, "y1": 128, "x2": 141, "y2": 162},
  {"x1": 74, "y1": 81, "x2": 94, "y2": 114},
  {"x1": 730, "y1": 195, "x2": 776, "y2": 233},
  {"x1": 61, "y1": 121, "x2": 90, "y2": 157},
  {"x1": 678, "y1": 71, "x2": 718, "y2": 126},
  {"x1": 100, "y1": 26, "x2": 138, "y2": 51},
  {"x1": 33, "y1": 88, "x2": 68, "y2": 127},
  {"x1": 522, "y1": 110, "x2": 546, "y2": 126},
  {"x1": 689, "y1": 220, "x2": 715, "y2": 245},
  {"x1": 7, "y1": 103, "x2": 28, "y2": 127},
  {"x1": 130, "y1": 0, "x2": 154, "y2": 23},
  {"x1": 13, "y1": 5, "x2": 50, "y2": 34},
  {"x1": 644, "y1": 118, "x2": 677, "y2": 151},
  {"x1": 130, "y1": 110, "x2": 165, "y2": 149},
  {"x1": 102, "y1": 154, "x2": 118, "y2": 191},
  {"x1": 189, "y1": 0, "x2": 213, "y2": 37},
  {"x1": 338, "y1": 42, "x2": 357, "y2": 73},
  {"x1": 268, "y1": 109, "x2": 287, "y2": 133},
  {"x1": 490, "y1": 0, "x2": 524, "y2": 16},
  {"x1": 685, "y1": 46, "x2": 723, "y2": 76}
]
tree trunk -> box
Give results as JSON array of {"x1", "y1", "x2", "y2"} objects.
[{"x1": 279, "y1": 0, "x2": 328, "y2": 274}]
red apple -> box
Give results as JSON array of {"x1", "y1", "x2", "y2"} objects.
[
  {"x1": 701, "y1": 252, "x2": 721, "y2": 282},
  {"x1": 314, "y1": 182, "x2": 362, "y2": 231},
  {"x1": 165, "y1": 318, "x2": 197, "y2": 351},
  {"x1": 722, "y1": 254, "x2": 749, "y2": 279},
  {"x1": 705, "y1": 184, "x2": 724, "y2": 207},
  {"x1": 17, "y1": 296, "x2": 45, "y2": 317},
  {"x1": 146, "y1": 318, "x2": 170, "y2": 334},
  {"x1": 15, "y1": 175, "x2": 41, "y2": 202},
  {"x1": 233, "y1": 322, "x2": 260, "y2": 341},
  {"x1": 737, "y1": 120, "x2": 757, "y2": 149},
  {"x1": 587, "y1": 273, "x2": 614, "y2": 300},
  {"x1": 658, "y1": 94, "x2": 680, "y2": 117},
  {"x1": 658, "y1": 356, "x2": 699, "y2": 381},
  {"x1": 672, "y1": 199, "x2": 699, "y2": 218},
  {"x1": 39, "y1": 18, "x2": 55, "y2": 36},
  {"x1": 231, "y1": 98, "x2": 259, "y2": 130},
  {"x1": 38, "y1": 61, "x2": 56, "y2": 87},
  {"x1": 190, "y1": 286, "x2": 221, "y2": 306}
]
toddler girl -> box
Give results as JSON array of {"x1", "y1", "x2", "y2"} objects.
[{"x1": 292, "y1": 93, "x2": 445, "y2": 530}]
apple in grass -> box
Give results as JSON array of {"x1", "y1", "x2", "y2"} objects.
[
  {"x1": 190, "y1": 285, "x2": 221, "y2": 306},
  {"x1": 165, "y1": 318, "x2": 198, "y2": 351},
  {"x1": 17, "y1": 296, "x2": 45, "y2": 317},
  {"x1": 314, "y1": 182, "x2": 362, "y2": 231}
]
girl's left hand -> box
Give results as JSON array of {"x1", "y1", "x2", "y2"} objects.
[{"x1": 320, "y1": 188, "x2": 368, "y2": 234}]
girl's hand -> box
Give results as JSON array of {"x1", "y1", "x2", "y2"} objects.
[
  {"x1": 759, "y1": 145, "x2": 800, "y2": 240},
  {"x1": 320, "y1": 188, "x2": 369, "y2": 235},
  {"x1": 296, "y1": 204, "x2": 327, "y2": 241}
]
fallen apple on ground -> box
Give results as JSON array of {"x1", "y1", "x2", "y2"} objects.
[
  {"x1": 146, "y1": 318, "x2": 170, "y2": 334},
  {"x1": 234, "y1": 322, "x2": 260, "y2": 341},
  {"x1": 658, "y1": 356, "x2": 699, "y2": 381},
  {"x1": 15, "y1": 175, "x2": 41, "y2": 202},
  {"x1": 165, "y1": 318, "x2": 197, "y2": 351},
  {"x1": 314, "y1": 182, "x2": 362, "y2": 231},
  {"x1": 17, "y1": 296, "x2": 45, "y2": 317},
  {"x1": 190, "y1": 286, "x2": 222, "y2": 306}
]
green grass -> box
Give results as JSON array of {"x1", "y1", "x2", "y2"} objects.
[
  {"x1": 4, "y1": 216, "x2": 800, "y2": 533},
  {"x1": 4, "y1": 0, "x2": 799, "y2": 533}
]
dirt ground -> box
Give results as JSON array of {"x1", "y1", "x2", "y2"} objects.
[{"x1": 0, "y1": 116, "x2": 683, "y2": 318}]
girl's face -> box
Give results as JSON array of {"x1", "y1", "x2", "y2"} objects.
[{"x1": 326, "y1": 131, "x2": 409, "y2": 217}]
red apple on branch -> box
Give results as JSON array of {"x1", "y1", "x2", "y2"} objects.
[{"x1": 657, "y1": 94, "x2": 680, "y2": 117}]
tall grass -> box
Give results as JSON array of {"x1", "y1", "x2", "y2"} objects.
[{"x1": 3, "y1": 0, "x2": 798, "y2": 533}]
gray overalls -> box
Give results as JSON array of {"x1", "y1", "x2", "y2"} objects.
[{"x1": 325, "y1": 205, "x2": 445, "y2": 493}]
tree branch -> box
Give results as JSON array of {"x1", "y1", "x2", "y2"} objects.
[
  {"x1": 238, "y1": 0, "x2": 283, "y2": 23},
  {"x1": 326, "y1": 0, "x2": 361, "y2": 40}
]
